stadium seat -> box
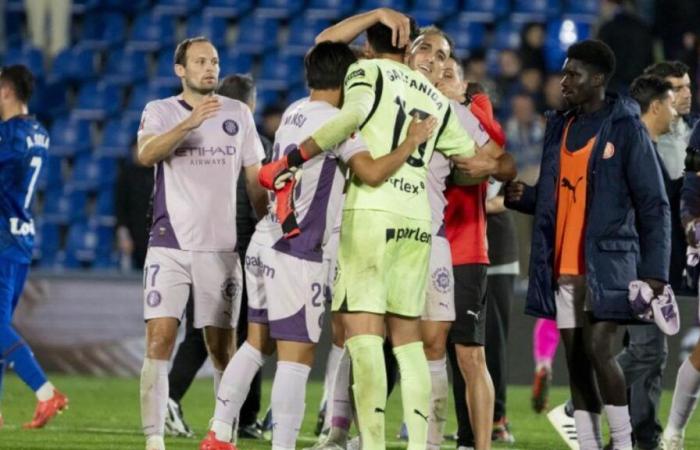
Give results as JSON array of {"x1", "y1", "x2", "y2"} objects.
[
  {"x1": 39, "y1": 155, "x2": 65, "y2": 192},
  {"x1": 359, "y1": 0, "x2": 408, "y2": 11},
  {"x1": 512, "y1": 0, "x2": 561, "y2": 22},
  {"x1": 493, "y1": 21, "x2": 524, "y2": 50},
  {"x1": 544, "y1": 19, "x2": 592, "y2": 72},
  {"x1": 258, "y1": 53, "x2": 304, "y2": 91},
  {"x1": 442, "y1": 16, "x2": 486, "y2": 56},
  {"x1": 234, "y1": 15, "x2": 280, "y2": 54},
  {"x1": 125, "y1": 83, "x2": 178, "y2": 119},
  {"x1": 219, "y1": 49, "x2": 254, "y2": 76},
  {"x1": 49, "y1": 46, "x2": 99, "y2": 84},
  {"x1": 94, "y1": 223, "x2": 117, "y2": 269},
  {"x1": 70, "y1": 155, "x2": 102, "y2": 192},
  {"x1": 97, "y1": 157, "x2": 118, "y2": 187},
  {"x1": 203, "y1": 0, "x2": 254, "y2": 18},
  {"x1": 49, "y1": 115, "x2": 92, "y2": 157},
  {"x1": 103, "y1": 48, "x2": 150, "y2": 85},
  {"x1": 408, "y1": 0, "x2": 458, "y2": 24},
  {"x1": 287, "y1": 86, "x2": 309, "y2": 104},
  {"x1": 185, "y1": 15, "x2": 228, "y2": 48},
  {"x1": 67, "y1": 189, "x2": 89, "y2": 223},
  {"x1": 71, "y1": 0, "x2": 100, "y2": 15},
  {"x1": 95, "y1": 187, "x2": 116, "y2": 224},
  {"x1": 256, "y1": 0, "x2": 305, "y2": 19},
  {"x1": 153, "y1": 0, "x2": 203, "y2": 16},
  {"x1": 255, "y1": 88, "x2": 284, "y2": 113},
  {"x1": 73, "y1": 81, "x2": 123, "y2": 120},
  {"x1": 80, "y1": 12, "x2": 128, "y2": 50},
  {"x1": 64, "y1": 220, "x2": 98, "y2": 268},
  {"x1": 42, "y1": 188, "x2": 71, "y2": 225},
  {"x1": 96, "y1": 118, "x2": 139, "y2": 158},
  {"x1": 30, "y1": 80, "x2": 69, "y2": 122},
  {"x1": 2, "y1": 45, "x2": 44, "y2": 79},
  {"x1": 5, "y1": 10, "x2": 24, "y2": 48},
  {"x1": 285, "y1": 17, "x2": 331, "y2": 55},
  {"x1": 564, "y1": 0, "x2": 598, "y2": 18},
  {"x1": 305, "y1": 0, "x2": 355, "y2": 20},
  {"x1": 98, "y1": 0, "x2": 151, "y2": 14},
  {"x1": 462, "y1": 0, "x2": 510, "y2": 22},
  {"x1": 36, "y1": 221, "x2": 62, "y2": 268},
  {"x1": 127, "y1": 13, "x2": 177, "y2": 51}
]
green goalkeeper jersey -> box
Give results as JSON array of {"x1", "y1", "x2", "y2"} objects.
[{"x1": 311, "y1": 58, "x2": 476, "y2": 221}]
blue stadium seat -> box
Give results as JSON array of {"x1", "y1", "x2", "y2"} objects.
[
  {"x1": 80, "y1": 12, "x2": 128, "y2": 50},
  {"x1": 126, "y1": 83, "x2": 178, "y2": 119},
  {"x1": 6, "y1": 10, "x2": 24, "y2": 48},
  {"x1": 153, "y1": 48, "x2": 180, "y2": 89},
  {"x1": 37, "y1": 222, "x2": 62, "y2": 268},
  {"x1": 285, "y1": 17, "x2": 331, "y2": 55},
  {"x1": 30, "y1": 80, "x2": 69, "y2": 122},
  {"x1": 127, "y1": 13, "x2": 177, "y2": 51},
  {"x1": 38, "y1": 155, "x2": 65, "y2": 192},
  {"x1": 70, "y1": 155, "x2": 101, "y2": 192},
  {"x1": 359, "y1": 0, "x2": 408, "y2": 11},
  {"x1": 42, "y1": 188, "x2": 71, "y2": 225},
  {"x1": 287, "y1": 86, "x2": 309, "y2": 104},
  {"x1": 185, "y1": 14, "x2": 228, "y2": 48},
  {"x1": 153, "y1": 0, "x2": 203, "y2": 16},
  {"x1": 94, "y1": 223, "x2": 117, "y2": 269},
  {"x1": 234, "y1": 15, "x2": 280, "y2": 54},
  {"x1": 71, "y1": 0, "x2": 100, "y2": 14},
  {"x1": 219, "y1": 49, "x2": 254, "y2": 76},
  {"x1": 64, "y1": 221, "x2": 98, "y2": 268},
  {"x1": 49, "y1": 46, "x2": 99, "y2": 84},
  {"x1": 73, "y1": 81, "x2": 123, "y2": 120},
  {"x1": 462, "y1": 0, "x2": 510, "y2": 22},
  {"x1": 95, "y1": 187, "x2": 116, "y2": 223},
  {"x1": 66, "y1": 189, "x2": 89, "y2": 223},
  {"x1": 97, "y1": 157, "x2": 118, "y2": 187},
  {"x1": 408, "y1": 0, "x2": 458, "y2": 24},
  {"x1": 256, "y1": 0, "x2": 305, "y2": 19},
  {"x1": 256, "y1": 88, "x2": 284, "y2": 113},
  {"x1": 104, "y1": 48, "x2": 150, "y2": 85},
  {"x1": 97, "y1": 118, "x2": 139, "y2": 158},
  {"x1": 49, "y1": 115, "x2": 92, "y2": 157},
  {"x1": 442, "y1": 16, "x2": 486, "y2": 56},
  {"x1": 544, "y1": 19, "x2": 591, "y2": 72},
  {"x1": 512, "y1": 0, "x2": 561, "y2": 22},
  {"x1": 493, "y1": 21, "x2": 524, "y2": 50},
  {"x1": 564, "y1": 0, "x2": 598, "y2": 18},
  {"x1": 258, "y1": 53, "x2": 304, "y2": 91},
  {"x1": 203, "y1": 0, "x2": 253, "y2": 18},
  {"x1": 2, "y1": 46, "x2": 44, "y2": 79},
  {"x1": 305, "y1": 0, "x2": 355, "y2": 20},
  {"x1": 99, "y1": 0, "x2": 151, "y2": 14}
]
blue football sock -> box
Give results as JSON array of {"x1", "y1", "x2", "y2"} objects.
[{"x1": 0, "y1": 325, "x2": 47, "y2": 392}]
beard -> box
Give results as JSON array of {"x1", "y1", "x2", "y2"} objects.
[{"x1": 185, "y1": 77, "x2": 216, "y2": 95}]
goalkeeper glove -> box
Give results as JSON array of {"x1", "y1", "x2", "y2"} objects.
[
  {"x1": 258, "y1": 145, "x2": 311, "y2": 190},
  {"x1": 274, "y1": 172, "x2": 301, "y2": 239},
  {"x1": 469, "y1": 93, "x2": 506, "y2": 147}
]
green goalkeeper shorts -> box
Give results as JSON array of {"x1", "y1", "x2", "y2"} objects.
[{"x1": 331, "y1": 209, "x2": 432, "y2": 317}]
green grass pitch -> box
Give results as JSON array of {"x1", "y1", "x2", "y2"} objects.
[{"x1": 0, "y1": 374, "x2": 699, "y2": 449}]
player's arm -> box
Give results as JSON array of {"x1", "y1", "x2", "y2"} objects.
[
  {"x1": 452, "y1": 142, "x2": 517, "y2": 182},
  {"x1": 243, "y1": 163, "x2": 268, "y2": 219},
  {"x1": 315, "y1": 8, "x2": 411, "y2": 48},
  {"x1": 137, "y1": 97, "x2": 221, "y2": 167},
  {"x1": 347, "y1": 115, "x2": 437, "y2": 186}
]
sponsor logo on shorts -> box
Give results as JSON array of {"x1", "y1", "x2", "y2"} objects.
[
  {"x1": 385, "y1": 227, "x2": 431, "y2": 244},
  {"x1": 466, "y1": 309, "x2": 481, "y2": 321},
  {"x1": 221, "y1": 277, "x2": 239, "y2": 302},
  {"x1": 146, "y1": 290, "x2": 161, "y2": 307},
  {"x1": 432, "y1": 267, "x2": 451, "y2": 293},
  {"x1": 387, "y1": 176, "x2": 425, "y2": 195},
  {"x1": 245, "y1": 255, "x2": 276, "y2": 279},
  {"x1": 222, "y1": 119, "x2": 239, "y2": 136}
]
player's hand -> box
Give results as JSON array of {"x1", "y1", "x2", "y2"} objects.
[
  {"x1": 452, "y1": 151, "x2": 498, "y2": 178},
  {"x1": 182, "y1": 96, "x2": 221, "y2": 131},
  {"x1": 405, "y1": 114, "x2": 437, "y2": 147},
  {"x1": 375, "y1": 8, "x2": 411, "y2": 48},
  {"x1": 505, "y1": 180, "x2": 527, "y2": 203},
  {"x1": 685, "y1": 218, "x2": 700, "y2": 247}
]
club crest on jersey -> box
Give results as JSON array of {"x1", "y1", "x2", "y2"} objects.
[
  {"x1": 432, "y1": 267, "x2": 451, "y2": 293},
  {"x1": 222, "y1": 119, "x2": 239, "y2": 136},
  {"x1": 146, "y1": 290, "x2": 162, "y2": 307},
  {"x1": 221, "y1": 277, "x2": 239, "y2": 302}
]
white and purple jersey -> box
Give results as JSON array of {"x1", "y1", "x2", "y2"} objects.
[
  {"x1": 138, "y1": 95, "x2": 265, "y2": 252},
  {"x1": 253, "y1": 99, "x2": 366, "y2": 262},
  {"x1": 427, "y1": 101, "x2": 490, "y2": 236}
]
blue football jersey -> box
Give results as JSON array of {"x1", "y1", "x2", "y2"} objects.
[{"x1": 0, "y1": 116, "x2": 49, "y2": 263}]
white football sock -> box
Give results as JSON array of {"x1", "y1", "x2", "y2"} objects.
[
  {"x1": 573, "y1": 410, "x2": 602, "y2": 450},
  {"x1": 213, "y1": 369, "x2": 223, "y2": 402},
  {"x1": 604, "y1": 404, "x2": 633, "y2": 449},
  {"x1": 140, "y1": 358, "x2": 169, "y2": 439},
  {"x1": 271, "y1": 361, "x2": 311, "y2": 450},
  {"x1": 321, "y1": 344, "x2": 343, "y2": 430},
  {"x1": 330, "y1": 347, "x2": 352, "y2": 433},
  {"x1": 211, "y1": 341, "x2": 265, "y2": 442},
  {"x1": 427, "y1": 357, "x2": 448, "y2": 450},
  {"x1": 666, "y1": 358, "x2": 700, "y2": 436},
  {"x1": 145, "y1": 435, "x2": 165, "y2": 450},
  {"x1": 35, "y1": 381, "x2": 55, "y2": 401}
]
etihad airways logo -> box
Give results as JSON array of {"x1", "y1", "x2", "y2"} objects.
[
  {"x1": 385, "y1": 227, "x2": 431, "y2": 244},
  {"x1": 174, "y1": 146, "x2": 237, "y2": 157}
]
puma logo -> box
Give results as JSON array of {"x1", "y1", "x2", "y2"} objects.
[
  {"x1": 216, "y1": 396, "x2": 230, "y2": 406},
  {"x1": 414, "y1": 409, "x2": 429, "y2": 422},
  {"x1": 466, "y1": 309, "x2": 481, "y2": 320},
  {"x1": 561, "y1": 176, "x2": 584, "y2": 203}
]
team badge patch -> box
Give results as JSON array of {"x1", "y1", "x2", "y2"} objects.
[
  {"x1": 221, "y1": 277, "x2": 239, "y2": 302},
  {"x1": 432, "y1": 267, "x2": 451, "y2": 293},
  {"x1": 603, "y1": 141, "x2": 615, "y2": 159},
  {"x1": 146, "y1": 290, "x2": 162, "y2": 307},
  {"x1": 223, "y1": 119, "x2": 239, "y2": 136}
]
